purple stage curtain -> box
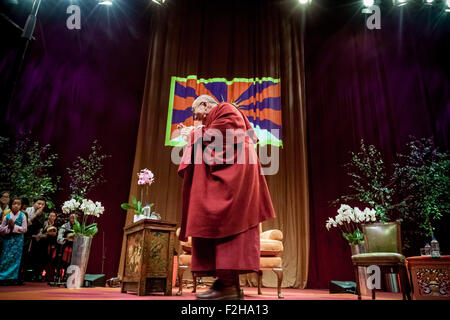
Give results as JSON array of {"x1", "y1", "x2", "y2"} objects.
[
  {"x1": 0, "y1": 0, "x2": 151, "y2": 279},
  {"x1": 305, "y1": 3, "x2": 449, "y2": 288}
]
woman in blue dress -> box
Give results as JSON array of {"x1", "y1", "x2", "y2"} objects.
[{"x1": 0, "y1": 197, "x2": 27, "y2": 284}]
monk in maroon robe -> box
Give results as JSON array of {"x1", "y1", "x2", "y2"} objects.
[{"x1": 178, "y1": 95, "x2": 276, "y2": 300}]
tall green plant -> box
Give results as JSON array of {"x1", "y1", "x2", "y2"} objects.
[
  {"x1": 332, "y1": 140, "x2": 394, "y2": 222},
  {"x1": 67, "y1": 140, "x2": 110, "y2": 200},
  {"x1": 0, "y1": 135, "x2": 60, "y2": 208},
  {"x1": 393, "y1": 137, "x2": 450, "y2": 239},
  {"x1": 333, "y1": 137, "x2": 449, "y2": 255}
]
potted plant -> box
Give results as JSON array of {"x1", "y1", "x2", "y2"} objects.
[
  {"x1": 63, "y1": 141, "x2": 110, "y2": 287},
  {"x1": 325, "y1": 204, "x2": 377, "y2": 254},
  {"x1": 392, "y1": 137, "x2": 449, "y2": 252},
  {"x1": 333, "y1": 137, "x2": 449, "y2": 256},
  {"x1": 121, "y1": 168, "x2": 160, "y2": 222}
]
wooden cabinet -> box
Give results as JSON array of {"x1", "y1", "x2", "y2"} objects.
[
  {"x1": 121, "y1": 219, "x2": 176, "y2": 296},
  {"x1": 406, "y1": 255, "x2": 450, "y2": 300}
]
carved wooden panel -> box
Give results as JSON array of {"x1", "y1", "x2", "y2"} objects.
[
  {"x1": 147, "y1": 231, "x2": 170, "y2": 275},
  {"x1": 124, "y1": 232, "x2": 143, "y2": 278},
  {"x1": 414, "y1": 267, "x2": 449, "y2": 298}
]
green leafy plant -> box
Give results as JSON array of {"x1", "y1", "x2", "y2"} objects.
[
  {"x1": 0, "y1": 135, "x2": 60, "y2": 208},
  {"x1": 67, "y1": 140, "x2": 110, "y2": 201},
  {"x1": 392, "y1": 137, "x2": 450, "y2": 240},
  {"x1": 332, "y1": 140, "x2": 395, "y2": 222},
  {"x1": 73, "y1": 220, "x2": 98, "y2": 237},
  {"x1": 62, "y1": 198, "x2": 104, "y2": 237},
  {"x1": 333, "y1": 137, "x2": 449, "y2": 255},
  {"x1": 121, "y1": 196, "x2": 154, "y2": 216},
  {"x1": 343, "y1": 229, "x2": 364, "y2": 245}
]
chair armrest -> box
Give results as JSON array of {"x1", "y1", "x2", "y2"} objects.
[{"x1": 260, "y1": 229, "x2": 283, "y2": 241}]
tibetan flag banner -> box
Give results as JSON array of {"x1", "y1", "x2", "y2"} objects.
[{"x1": 165, "y1": 75, "x2": 282, "y2": 147}]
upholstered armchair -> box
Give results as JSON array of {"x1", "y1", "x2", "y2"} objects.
[
  {"x1": 175, "y1": 225, "x2": 284, "y2": 298},
  {"x1": 258, "y1": 227, "x2": 284, "y2": 298},
  {"x1": 351, "y1": 222, "x2": 411, "y2": 300}
]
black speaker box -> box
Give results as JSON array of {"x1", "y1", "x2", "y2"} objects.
[
  {"x1": 83, "y1": 274, "x2": 106, "y2": 287},
  {"x1": 329, "y1": 280, "x2": 356, "y2": 294}
]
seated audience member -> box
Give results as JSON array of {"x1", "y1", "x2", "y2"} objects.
[
  {"x1": 0, "y1": 197, "x2": 27, "y2": 285},
  {"x1": 57, "y1": 214, "x2": 77, "y2": 281},
  {"x1": 35, "y1": 212, "x2": 58, "y2": 282},
  {"x1": 23, "y1": 198, "x2": 46, "y2": 281}
]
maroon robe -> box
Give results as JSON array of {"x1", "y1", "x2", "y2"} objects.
[
  {"x1": 178, "y1": 102, "x2": 276, "y2": 272},
  {"x1": 178, "y1": 102, "x2": 276, "y2": 240}
]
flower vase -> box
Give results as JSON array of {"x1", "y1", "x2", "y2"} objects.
[
  {"x1": 70, "y1": 234, "x2": 93, "y2": 288},
  {"x1": 350, "y1": 242, "x2": 370, "y2": 297}
]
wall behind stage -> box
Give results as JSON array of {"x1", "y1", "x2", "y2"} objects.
[
  {"x1": 305, "y1": 1, "x2": 450, "y2": 288},
  {"x1": 0, "y1": 0, "x2": 151, "y2": 279}
]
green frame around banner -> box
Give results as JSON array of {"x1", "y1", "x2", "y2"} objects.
[{"x1": 165, "y1": 75, "x2": 283, "y2": 147}]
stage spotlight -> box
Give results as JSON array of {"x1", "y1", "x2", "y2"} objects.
[
  {"x1": 363, "y1": 0, "x2": 374, "y2": 7},
  {"x1": 152, "y1": 0, "x2": 166, "y2": 5},
  {"x1": 423, "y1": 0, "x2": 434, "y2": 5},
  {"x1": 98, "y1": 0, "x2": 113, "y2": 5},
  {"x1": 393, "y1": 0, "x2": 408, "y2": 6},
  {"x1": 445, "y1": 0, "x2": 450, "y2": 12},
  {"x1": 298, "y1": 0, "x2": 312, "y2": 4}
]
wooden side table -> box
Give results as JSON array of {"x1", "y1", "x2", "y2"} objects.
[
  {"x1": 121, "y1": 219, "x2": 177, "y2": 296},
  {"x1": 406, "y1": 255, "x2": 450, "y2": 300}
]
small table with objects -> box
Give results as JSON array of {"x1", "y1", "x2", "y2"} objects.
[
  {"x1": 406, "y1": 255, "x2": 450, "y2": 300},
  {"x1": 121, "y1": 219, "x2": 177, "y2": 296}
]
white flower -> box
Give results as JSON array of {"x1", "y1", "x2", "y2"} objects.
[
  {"x1": 62, "y1": 199, "x2": 80, "y2": 214},
  {"x1": 325, "y1": 217, "x2": 337, "y2": 230},
  {"x1": 94, "y1": 201, "x2": 105, "y2": 217},
  {"x1": 80, "y1": 199, "x2": 97, "y2": 216},
  {"x1": 337, "y1": 204, "x2": 351, "y2": 214}
]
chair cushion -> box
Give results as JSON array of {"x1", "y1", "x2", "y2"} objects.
[
  {"x1": 179, "y1": 254, "x2": 192, "y2": 266},
  {"x1": 260, "y1": 229, "x2": 283, "y2": 241},
  {"x1": 260, "y1": 239, "x2": 283, "y2": 256},
  {"x1": 352, "y1": 252, "x2": 406, "y2": 264},
  {"x1": 260, "y1": 257, "x2": 282, "y2": 269}
]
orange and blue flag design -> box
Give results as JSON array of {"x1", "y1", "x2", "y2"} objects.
[{"x1": 165, "y1": 75, "x2": 282, "y2": 146}]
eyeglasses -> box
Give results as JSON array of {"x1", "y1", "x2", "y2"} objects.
[
  {"x1": 1, "y1": 194, "x2": 10, "y2": 199},
  {"x1": 191, "y1": 102, "x2": 207, "y2": 112}
]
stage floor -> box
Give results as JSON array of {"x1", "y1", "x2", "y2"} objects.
[{"x1": 0, "y1": 283, "x2": 404, "y2": 300}]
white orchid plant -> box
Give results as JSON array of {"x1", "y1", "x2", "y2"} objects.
[
  {"x1": 121, "y1": 168, "x2": 158, "y2": 218},
  {"x1": 325, "y1": 204, "x2": 377, "y2": 245},
  {"x1": 62, "y1": 198, "x2": 105, "y2": 237}
]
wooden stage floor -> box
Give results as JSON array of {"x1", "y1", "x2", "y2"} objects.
[{"x1": 0, "y1": 282, "x2": 404, "y2": 300}]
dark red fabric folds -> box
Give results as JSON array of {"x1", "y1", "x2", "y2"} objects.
[{"x1": 178, "y1": 103, "x2": 275, "y2": 242}]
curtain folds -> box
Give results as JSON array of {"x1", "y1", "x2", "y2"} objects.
[{"x1": 118, "y1": 0, "x2": 310, "y2": 289}]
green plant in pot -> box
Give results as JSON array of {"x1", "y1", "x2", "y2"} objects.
[
  {"x1": 332, "y1": 140, "x2": 397, "y2": 222},
  {"x1": 333, "y1": 137, "x2": 449, "y2": 256},
  {"x1": 326, "y1": 204, "x2": 377, "y2": 254},
  {"x1": 392, "y1": 137, "x2": 449, "y2": 249},
  {"x1": 121, "y1": 168, "x2": 160, "y2": 222},
  {"x1": 62, "y1": 141, "x2": 110, "y2": 288}
]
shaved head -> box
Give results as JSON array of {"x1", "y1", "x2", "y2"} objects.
[{"x1": 192, "y1": 95, "x2": 218, "y2": 120}]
